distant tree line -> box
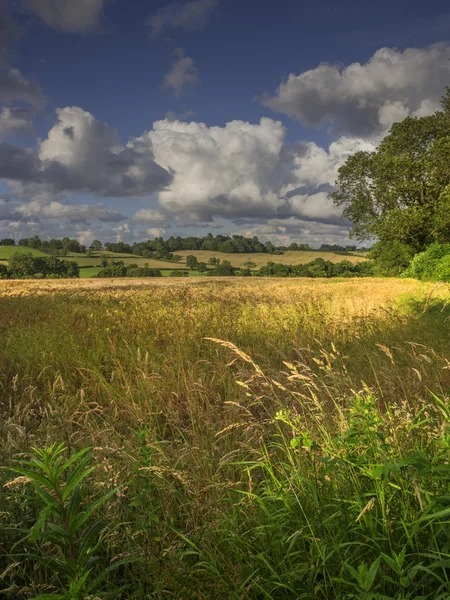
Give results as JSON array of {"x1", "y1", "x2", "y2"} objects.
[
  {"x1": 0, "y1": 235, "x2": 87, "y2": 254},
  {"x1": 0, "y1": 235, "x2": 367, "y2": 259},
  {"x1": 203, "y1": 258, "x2": 375, "y2": 278},
  {"x1": 0, "y1": 253, "x2": 80, "y2": 279}
]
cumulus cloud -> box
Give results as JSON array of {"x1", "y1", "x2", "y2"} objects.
[
  {"x1": 131, "y1": 208, "x2": 168, "y2": 223},
  {"x1": 135, "y1": 117, "x2": 292, "y2": 221},
  {"x1": 0, "y1": 107, "x2": 35, "y2": 137},
  {"x1": 23, "y1": 0, "x2": 108, "y2": 32},
  {"x1": 148, "y1": 0, "x2": 219, "y2": 37},
  {"x1": 0, "y1": 106, "x2": 172, "y2": 199},
  {"x1": 0, "y1": 67, "x2": 45, "y2": 108},
  {"x1": 264, "y1": 43, "x2": 450, "y2": 135},
  {"x1": 162, "y1": 48, "x2": 199, "y2": 97}
]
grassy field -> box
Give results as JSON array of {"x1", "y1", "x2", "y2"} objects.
[
  {"x1": 0, "y1": 245, "x2": 49, "y2": 261},
  {"x1": 2, "y1": 277, "x2": 450, "y2": 599}
]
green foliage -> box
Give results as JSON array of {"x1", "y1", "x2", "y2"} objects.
[
  {"x1": 369, "y1": 240, "x2": 416, "y2": 276},
  {"x1": 186, "y1": 255, "x2": 199, "y2": 270},
  {"x1": 169, "y1": 270, "x2": 189, "y2": 277},
  {"x1": 4, "y1": 282, "x2": 450, "y2": 597},
  {"x1": 331, "y1": 110, "x2": 450, "y2": 252},
  {"x1": 6, "y1": 253, "x2": 80, "y2": 279},
  {"x1": 256, "y1": 257, "x2": 375, "y2": 277},
  {"x1": 96, "y1": 262, "x2": 162, "y2": 278},
  {"x1": 208, "y1": 260, "x2": 237, "y2": 276},
  {"x1": 6, "y1": 444, "x2": 128, "y2": 599},
  {"x1": 90, "y1": 239, "x2": 103, "y2": 251},
  {"x1": 403, "y1": 242, "x2": 450, "y2": 282}
]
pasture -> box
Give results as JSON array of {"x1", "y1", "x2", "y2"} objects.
[
  {"x1": 0, "y1": 245, "x2": 49, "y2": 261},
  {"x1": 2, "y1": 277, "x2": 450, "y2": 599}
]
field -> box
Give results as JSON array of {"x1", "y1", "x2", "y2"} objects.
[
  {"x1": 0, "y1": 247, "x2": 368, "y2": 279},
  {"x1": 174, "y1": 249, "x2": 367, "y2": 267},
  {"x1": 2, "y1": 277, "x2": 450, "y2": 599},
  {"x1": 0, "y1": 245, "x2": 49, "y2": 261}
]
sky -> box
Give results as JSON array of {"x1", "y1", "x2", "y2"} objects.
[{"x1": 0, "y1": 0, "x2": 449, "y2": 247}]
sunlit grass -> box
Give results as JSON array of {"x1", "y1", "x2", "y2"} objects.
[{"x1": 1, "y1": 278, "x2": 450, "y2": 598}]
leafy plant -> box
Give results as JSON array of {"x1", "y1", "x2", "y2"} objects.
[{"x1": 7, "y1": 444, "x2": 131, "y2": 600}]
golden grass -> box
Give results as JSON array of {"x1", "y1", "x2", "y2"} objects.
[
  {"x1": 0, "y1": 275, "x2": 423, "y2": 304},
  {"x1": 175, "y1": 249, "x2": 368, "y2": 267},
  {"x1": 2, "y1": 276, "x2": 450, "y2": 598}
]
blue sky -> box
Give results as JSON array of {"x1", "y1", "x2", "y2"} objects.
[{"x1": 0, "y1": 0, "x2": 449, "y2": 246}]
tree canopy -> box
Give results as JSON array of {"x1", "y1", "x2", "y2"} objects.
[{"x1": 331, "y1": 88, "x2": 450, "y2": 253}]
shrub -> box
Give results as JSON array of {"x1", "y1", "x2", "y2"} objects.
[{"x1": 170, "y1": 270, "x2": 189, "y2": 277}]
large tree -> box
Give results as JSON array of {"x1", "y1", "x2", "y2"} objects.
[{"x1": 331, "y1": 89, "x2": 450, "y2": 252}]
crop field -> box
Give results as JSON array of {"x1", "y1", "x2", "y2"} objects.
[
  {"x1": 2, "y1": 277, "x2": 450, "y2": 599},
  {"x1": 174, "y1": 249, "x2": 368, "y2": 267}
]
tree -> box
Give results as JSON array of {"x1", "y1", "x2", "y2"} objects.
[
  {"x1": 186, "y1": 255, "x2": 198, "y2": 270},
  {"x1": 90, "y1": 240, "x2": 103, "y2": 250},
  {"x1": 369, "y1": 241, "x2": 415, "y2": 276},
  {"x1": 330, "y1": 104, "x2": 450, "y2": 253},
  {"x1": 243, "y1": 261, "x2": 256, "y2": 270},
  {"x1": 197, "y1": 262, "x2": 208, "y2": 273},
  {"x1": 0, "y1": 238, "x2": 15, "y2": 246}
]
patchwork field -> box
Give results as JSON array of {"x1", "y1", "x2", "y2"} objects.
[
  {"x1": 0, "y1": 247, "x2": 368, "y2": 277},
  {"x1": 2, "y1": 277, "x2": 450, "y2": 599}
]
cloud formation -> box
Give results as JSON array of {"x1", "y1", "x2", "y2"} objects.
[
  {"x1": 0, "y1": 67, "x2": 45, "y2": 108},
  {"x1": 0, "y1": 107, "x2": 34, "y2": 137},
  {"x1": 141, "y1": 117, "x2": 292, "y2": 221},
  {"x1": 264, "y1": 43, "x2": 450, "y2": 135},
  {"x1": 162, "y1": 48, "x2": 199, "y2": 97},
  {"x1": 131, "y1": 208, "x2": 168, "y2": 224},
  {"x1": 23, "y1": 0, "x2": 108, "y2": 32},
  {"x1": 148, "y1": 0, "x2": 219, "y2": 37},
  {"x1": 0, "y1": 106, "x2": 173, "y2": 199}
]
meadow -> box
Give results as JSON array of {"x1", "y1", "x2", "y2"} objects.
[{"x1": 2, "y1": 277, "x2": 450, "y2": 599}]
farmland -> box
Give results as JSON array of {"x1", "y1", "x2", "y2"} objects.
[
  {"x1": 0, "y1": 245, "x2": 50, "y2": 260},
  {"x1": 0, "y1": 246, "x2": 368, "y2": 280},
  {"x1": 174, "y1": 248, "x2": 367, "y2": 267},
  {"x1": 2, "y1": 277, "x2": 450, "y2": 599}
]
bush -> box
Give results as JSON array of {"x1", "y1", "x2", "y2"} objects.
[
  {"x1": 170, "y1": 271, "x2": 189, "y2": 277},
  {"x1": 405, "y1": 243, "x2": 450, "y2": 280}
]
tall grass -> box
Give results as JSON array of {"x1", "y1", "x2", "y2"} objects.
[{"x1": 1, "y1": 279, "x2": 450, "y2": 598}]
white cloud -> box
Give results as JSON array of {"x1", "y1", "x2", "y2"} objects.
[
  {"x1": 264, "y1": 43, "x2": 450, "y2": 135},
  {"x1": 0, "y1": 106, "x2": 172, "y2": 199},
  {"x1": 162, "y1": 48, "x2": 199, "y2": 97},
  {"x1": 140, "y1": 117, "x2": 290, "y2": 221},
  {"x1": 147, "y1": 227, "x2": 166, "y2": 238},
  {"x1": 23, "y1": 0, "x2": 108, "y2": 32},
  {"x1": 148, "y1": 0, "x2": 219, "y2": 37}
]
